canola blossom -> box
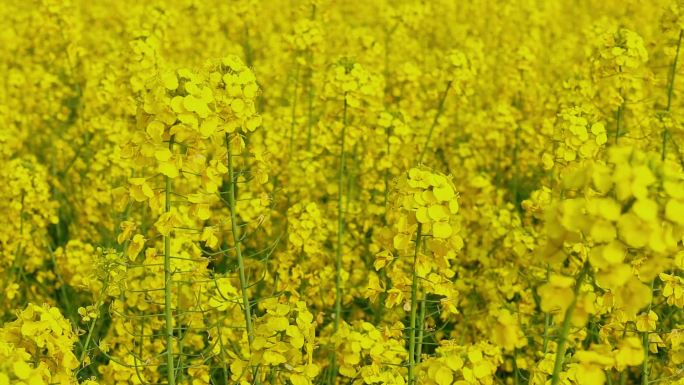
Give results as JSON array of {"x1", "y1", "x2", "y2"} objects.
[{"x1": 2, "y1": 1, "x2": 684, "y2": 385}]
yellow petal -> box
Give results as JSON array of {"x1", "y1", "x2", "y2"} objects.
[
  {"x1": 433, "y1": 222, "x2": 453, "y2": 238},
  {"x1": 428, "y1": 204, "x2": 449, "y2": 221},
  {"x1": 13, "y1": 361, "x2": 31, "y2": 380},
  {"x1": 416, "y1": 207, "x2": 430, "y2": 223},
  {"x1": 161, "y1": 71, "x2": 179, "y2": 90},
  {"x1": 435, "y1": 367, "x2": 453, "y2": 385}
]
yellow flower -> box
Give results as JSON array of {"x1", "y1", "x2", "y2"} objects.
[
  {"x1": 128, "y1": 177, "x2": 154, "y2": 202},
  {"x1": 636, "y1": 310, "x2": 658, "y2": 332},
  {"x1": 538, "y1": 274, "x2": 575, "y2": 314},
  {"x1": 614, "y1": 337, "x2": 644, "y2": 369},
  {"x1": 154, "y1": 211, "x2": 180, "y2": 236},
  {"x1": 126, "y1": 234, "x2": 145, "y2": 260}
]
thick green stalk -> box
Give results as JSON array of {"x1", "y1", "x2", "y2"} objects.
[
  {"x1": 550, "y1": 264, "x2": 589, "y2": 385},
  {"x1": 164, "y1": 136, "x2": 176, "y2": 385},
  {"x1": 408, "y1": 224, "x2": 423, "y2": 385},
  {"x1": 663, "y1": 29, "x2": 683, "y2": 160},
  {"x1": 225, "y1": 134, "x2": 254, "y2": 350},
  {"x1": 418, "y1": 81, "x2": 452, "y2": 164}
]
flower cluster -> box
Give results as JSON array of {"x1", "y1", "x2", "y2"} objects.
[
  {"x1": 3, "y1": 1, "x2": 684, "y2": 385},
  {"x1": 0, "y1": 304, "x2": 84, "y2": 385}
]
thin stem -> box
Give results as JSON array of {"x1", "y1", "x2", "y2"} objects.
[
  {"x1": 225, "y1": 134, "x2": 254, "y2": 351},
  {"x1": 667, "y1": 30, "x2": 683, "y2": 112},
  {"x1": 374, "y1": 126, "x2": 393, "y2": 325},
  {"x1": 334, "y1": 95, "x2": 348, "y2": 331},
  {"x1": 619, "y1": 322, "x2": 629, "y2": 385},
  {"x1": 215, "y1": 310, "x2": 230, "y2": 385},
  {"x1": 663, "y1": 29, "x2": 683, "y2": 160},
  {"x1": 164, "y1": 136, "x2": 176, "y2": 385},
  {"x1": 511, "y1": 91, "x2": 523, "y2": 209},
  {"x1": 289, "y1": 62, "x2": 301, "y2": 157},
  {"x1": 642, "y1": 281, "x2": 655, "y2": 385},
  {"x1": 615, "y1": 104, "x2": 622, "y2": 144},
  {"x1": 543, "y1": 265, "x2": 551, "y2": 354},
  {"x1": 550, "y1": 263, "x2": 589, "y2": 385},
  {"x1": 642, "y1": 332, "x2": 650, "y2": 385},
  {"x1": 418, "y1": 81, "x2": 452, "y2": 164},
  {"x1": 542, "y1": 311, "x2": 551, "y2": 353},
  {"x1": 176, "y1": 281, "x2": 184, "y2": 384},
  {"x1": 416, "y1": 289, "x2": 427, "y2": 364},
  {"x1": 243, "y1": 25, "x2": 253, "y2": 68},
  {"x1": 47, "y1": 240, "x2": 78, "y2": 330},
  {"x1": 77, "y1": 276, "x2": 109, "y2": 368},
  {"x1": 513, "y1": 348, "x2": 520, "y2": 385},
  {"x1": 306, "y1": 49, "x2": 315, "y2": 151},
  {"x1": 408, "y1": 224, "x2": 423, "y2": 385},
  {"x1": 330, "y1": 92, "x2": 349, "y2": 383}
]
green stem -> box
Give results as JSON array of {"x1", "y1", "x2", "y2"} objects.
[
  {"x1": 615, "y1": 68, "x2": 625, "y2": 146},
  {"x1": 305, "y1": 49, "x2": 315, "y2": 151},
  {"x1": 243, "y1": 25, "x2": 253, "y2": 68},
  {"x1": 418, "y1": 81, "x2": 452, "y2": 164},
  {"x1": 619, "y1": 324, "x2": 628, "y2": 385},
  {"x1": 226, "y1": 134, "x2": 254, "y2": 350},
  {"x1": 550, "y1": 264, "x2": 589, "y2": 385},
  {"x1": 176, "y1": 281, "x2": 184, "y2": 384},
  {"x1": 512, "y1": 121, "x2": 522, "y2": 208},
  {"x1": 330, "y1": 93, "x2": 349, "y2": 383},
  {"x1": 642, "y1": 281, "x2": 655, "y2": 385},
  {"x1": 215, "y1": 310, "x2": 230, "y2": 385},
  {"x1": 47, "y1": 240, "x2": 77, "y2": 330},
  {"x1": 164, "y1": 136, "x2": 176, "y2": 385},
  {"x1": 663, "y1": 29, "x2": 683, "y2": 160},
  {"x1": 416, "y1": 289, "x2": 427, "y2": 364},
  {"x1": 642, "y1": 332, "x2": 649, "y2": 385},
  {"x1": 615, "y1": 104, "x2": 622, "y2": 144},
  {"x1": 408, "y1": 224, "x2": 423, "y2": 385},
  {"x1": 334, "y1": 95, "x2": 348, "y2": 331},
  {"x1": 542, "y1": 311, "x2": 551, "y2": 353},
  {"x1": 513, "y1": 348, "x2": 520, "y2": 385},
  {"x1": 374, "y1": 126, "x2": 393, "y2": 325},
  {"x1": 77, "y1": 276, "x2": 109, "y2": 367},
  {"x1": 289, "y1": 62, "x2": 301, "y2": 157},
  {"x1": 543, "y1": 265, "x2": 551, "y2": 354}
]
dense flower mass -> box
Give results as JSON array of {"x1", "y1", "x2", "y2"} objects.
[{"x1": 2, "y1": 1, "x2": 684, "y2": 385}]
